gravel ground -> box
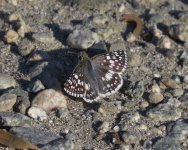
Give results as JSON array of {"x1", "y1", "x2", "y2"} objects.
[{"x1": 0, "y1": 0, "x2": 188, "y2": 150}]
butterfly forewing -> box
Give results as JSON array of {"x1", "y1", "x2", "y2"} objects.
[{"x1": 91, "y1": 51, "x2": 127, "y2": 73}]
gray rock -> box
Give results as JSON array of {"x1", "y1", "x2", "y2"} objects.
[
  {"x1": 153, "y1": 136, "x2": 181, "y2": 150},
  {"x1": 18, "y1": 39, "x2": 35, "y2": 56},
  {"x1": 66, "y1": 29, "x2": 100, "y2": 49},
  {"x1": 147, "y1": 99, "x2": 181, "y2": 121},
  {"x1": 124, "y1": 81, "x2": 145, "y2": 99},
  {"x1": 167, "y1": 120, "x2": 188, "y2": 141},
  {"x1": 10, "y1": 127, "x2": 74, "y2": 150},
  {"x1": 118, "y1": 112, "x2": 141, "y2": 130},
  {"x1": 32, "y1": 32, "x2": 55, "y2": 43},
  {"x1": 55, "y1": 107, "x2": 69, "y2": 119},
  {"x1": 7, "y1": 88, "x2": 30, "y2": 114},
  {"x1": 153, "y1": 120, "x2": 188, "y2": 150},
  {"x1": 14, "y1": 95, "x2": 31, "y2": 114},
  {"x1": 179, "y1": 93, "x2": 188, "y2": 111},
  {"x1": 0, "y1": 93, "x2": 17, "y2": 111},
  {"x1": 32, "y1": 89, "x2": 67, "y2": 112},
  {"x1": 168, "y1": 24, "x2": 188, "y2": 43},
  {"x1": 4, "y1": 29, "x2": 19, "y2": 43},
  {"x1": 7, "y1": 87, "x2": 29, "y2": 97},
  {"x1": 27, "y1": 106, "x2": 47, "y2": 121},
  {"x1": 0, "y1": 112, "x2": 31, "y2": 127},
  {"x1": 148, "y1": 92, "x2": 164, "y2": 104},
  {"x1": 0, "y1": 73, "x2": 16, "y2": 90},
  {"x1": 27, "y1": 79, "x2": 45, "y2": 93},
  {"x1": 171, "y1": 88, "x2": 184, "y2": 97},
  {"x1": 143, "y1": 140, "x2": 152, "y2": 150},
  {"x1": 121, "y1": 131, "x2": 141, "y2": 145},
  {"x1": 179, "y1": 50, "x2": 188, "y2": 69}
]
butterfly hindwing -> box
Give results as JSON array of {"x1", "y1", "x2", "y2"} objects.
[
  {"x1": 91, "y1": 51, "x2": 127, "y2": 73},
  {"x1": 64, "y1": 64, "x2": 85, "y2": 98}
]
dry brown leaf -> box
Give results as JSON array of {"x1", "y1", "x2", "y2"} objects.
[
  {"x1": 120, "y1": 14, "x2": 144, "y2": 37},
  {"x1": 0, "y1": 129, "x2": 40, "y2": 150}
]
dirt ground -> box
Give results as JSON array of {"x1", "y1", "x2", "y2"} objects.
[{"x1": 0, "y1": 0, "x2": 188, "y2": 150}]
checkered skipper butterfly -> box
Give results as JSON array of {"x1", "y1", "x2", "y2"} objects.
[{"x1": 64, "y1": 51, "x2": 127, "y2": 103}]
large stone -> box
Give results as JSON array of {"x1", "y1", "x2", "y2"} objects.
[
  {"x1": 0, "y1": 93, "x2": 17, "y2": 112},
  {"x1": 0, "y1": 74, "x2": 16, "y2": 90},
  {"x1": 32, "y1": 89, "x2": 67, "y2": 112},
  {"x1": 10, "y1": 127, "x2": 74, "y2": 150},
  {"x1": 147, "y1": 99, "x2": 181, "y2": 121},
  {"x1": 0, "y1": 112, "x2": 31, "y2": 127}
]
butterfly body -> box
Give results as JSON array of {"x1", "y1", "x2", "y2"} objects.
[{"x1": 64, "y1": 51, "x2": 127, "y2": 103}]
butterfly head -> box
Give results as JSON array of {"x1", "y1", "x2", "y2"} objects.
[{"x1": 79, "y1": 51, "x2": 90, "y2": 62}]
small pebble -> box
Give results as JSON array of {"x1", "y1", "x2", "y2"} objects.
[
  {"x1": 66, "y1": 29, "x2": 100, "y2": 49},
  {"x1": 98, "y1": 122, "x2": 110, "y2": 134},
  {"x1": 168, "y1": 24, "x2": 188, "y2": 43},
  {"x1": 183, "y1": 75, "x2": 188, "y2": 83},
  {"x1": 172, "y1": 88, "x2": 184, "y2": 97},
  {"x1": 121, "y1": 131, "x2": 141, "y2": 144},
  {"x1": 27, "y1": 106, "x2": 47, "y2": 121},
  {"x1": 150, "y1": 127, "x2": 163, "y2": 135},
  {"x1": 161, "y1": 79, "x2": 178, "y2": 89},
  {"x1": 92, "y1": 15, "x2": 108, "y2": 25},
  {"x1": 113, "y1": 125, "x2": 120, "y2": 132},
  {"x1": 140, "y1": 100, "x2": 149, "y2": 108},
  {"x1": 126, "y1": 33, "x2": 136, "y2": 42},
  {"x1": 55, "y1": 108, "x2": 69, "y2": 118},
  {"x1": 32, "y1": 32, "x2": 55, "y2": 43},
  {"x1": 151, "y1": 84, "x2": 161, "y2": 93},
  {"x1": 119, "y1": 4, "x2": 125, "y2": 12},
  {"x1": 171, "y1": 75, "x2": 181, "y2": 84},
  {"x1": 157, "y1": 36, "x2": 172, "y2": 49},
  {"x1": 27, "y1": 80, "x2": 45, "y2": 93},
  {"x1": 130, "y1": 112, "x2": 141, "y2": 122},
  {"x1": 18, "y1": 39, "x2": 34, "y2": 56},
  {"x1": 148, "y1": 92, "x2": 164, "y2": 104},
  {"x1": 4, "y1": 29, "x2": 19, "y2": 43},
  {"x1": 158, "y1": 125, "x2": 166, "y2": 133}
]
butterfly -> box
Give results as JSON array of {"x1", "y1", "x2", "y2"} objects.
[{"x1": 64, "y1": 51, "x2": 127, "y2": 103}]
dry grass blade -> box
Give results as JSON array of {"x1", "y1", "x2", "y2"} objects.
[
  {"x1": 120, "y1": 14, "x2": 144, "y2": 37},
  {"x1": 0, "y1": 129, "x2": 40, "y2": 150}
]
